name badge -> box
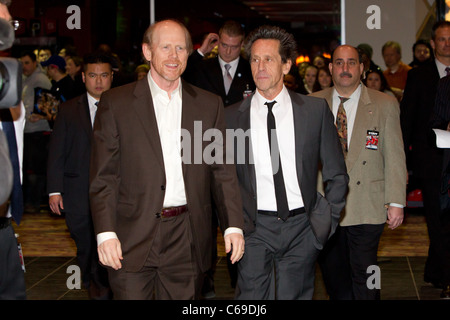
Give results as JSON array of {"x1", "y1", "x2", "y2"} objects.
[{"x1": 366, "y1": 130, "x2": 379, "y2": 150}]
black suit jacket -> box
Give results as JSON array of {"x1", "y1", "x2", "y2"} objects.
[
  {"x1": 47, "y1": 94, "x2": 93, "y2": 216},
  {"x1": 401, "y1": 60, "x2": 443, "y2": 179},
  {"x1": 430, "y1": 75, "x2": 450, "y2": 174},
  {"x1": 225, "y1": 90, "x2": 349, "y2": 249},
  {"x1": 183, "y1": 51, "x2": 255, "y2": 106}
]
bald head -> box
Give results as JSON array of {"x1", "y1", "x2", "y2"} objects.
[
  {"x1": 142, "y1": 19, "x2": 193, "y2": 55},
  {"x1": 329, "y1": 45, "x2": 364, "y2": 96}
]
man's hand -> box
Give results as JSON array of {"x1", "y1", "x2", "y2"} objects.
[
  {"x1": 198, "y1": 33, "x2": 219, "y2": 56},
  {"x1": 224, "y1": 232, "x2": 245, "y2": 264},
  {"x1": 49, "y1": 194, "x2": 64, "y2": 215},
  {"x1": 98, "y1": 238, "x2": 123, "y2": 270},
  {"x1": 386, "y1": 206, "x2": 404, "y2": 230}
]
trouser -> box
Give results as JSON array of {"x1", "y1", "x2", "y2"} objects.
[
  {"x1": 23, "y1": 132, "x2": 49, "y2": 209},
  {"x1": 0, "y1": 222, "x2": 26, "y2": 300},
  {"x1": 108, "y1": 212, "x2": 202, "y2": 300},
  {"x1": 420, "y1": 176, "x2": 450, "y2": 286},
  {"x1": 236, "y1": 212, "x2": 319, "y2": 300},
  {"x1": 318, "y1": 223, "x2": 385, "y2": 300},
  {"x1": 65, "y1": 211, "x2": 110, "y2": 299}
]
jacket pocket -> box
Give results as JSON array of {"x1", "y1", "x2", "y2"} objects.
[{"x1": 309, "y1": 192, "x2": 331, "y2": 249}]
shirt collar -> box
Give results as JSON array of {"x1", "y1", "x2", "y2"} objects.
[
  {"x1": 147, "y1": 71, "x2": 182, "y2": 99},
  {"x1": 218, "y1": 56, "x2": 240, "y2": 72},
  {"x1": 86, "y1": 92, "x2": 99, "y2": 108},
  {"x1": 435, "y1": 58, "x2": 450, "y2": 78},
  {"x1": 333, "y1": 83, "x2": 362, "y2": 103},
  {"x1": 253, "y1": 85, "x2": 289, "y2": 111}
]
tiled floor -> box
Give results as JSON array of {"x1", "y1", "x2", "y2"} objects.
[
  {"x1": 14, "y1": 206, "x2": 447, "y2": 301},
  {"x1": 22, "y1": 255, "x2": 444, "y2": 300}
]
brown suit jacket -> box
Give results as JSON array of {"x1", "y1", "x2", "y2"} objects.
[
  {"x1": 89, "y1": 78, "x2": 244, "y2": 272},
  {"x1": 311, "y1": 85, "x2": 407, "y2": 226}
]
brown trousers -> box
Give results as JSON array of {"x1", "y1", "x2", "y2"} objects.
[{"x1": 108, "y1": 212, "x2": 202, "y2": 299}]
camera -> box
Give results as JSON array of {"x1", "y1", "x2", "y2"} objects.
[{"x1": 0, "y1": 17, "x2": 22, "y2": 109}]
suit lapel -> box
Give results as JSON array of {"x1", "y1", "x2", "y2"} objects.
[
  {"x1": 346, "y1": 85, "x2": 372, "y2": 172},
  {"x1": 79, "y1": 94, "x2": 92, "y2": 140},
  {"x1": 132, "y1": 78, "x2": 165, "y2": 171},
  {"x1": 289, "y1": 91, "x2": 307, "y2": 191},
  {"x1": 238, "y1": 95, "x2": 257, "y2": 194},
  {"x1": 211, "y1": 58, "x2": 226, "y2": 96},
  {"x1": 180, "y1": 81, "x2": 198, "y2": 182}
]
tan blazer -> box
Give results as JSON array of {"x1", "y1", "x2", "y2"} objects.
[
  {"x1": 89, "y1": 78, "x2": 244, "y2": 272},
  {"x1": 311, "y1": 85, "x2": 407, "y2": 226}
]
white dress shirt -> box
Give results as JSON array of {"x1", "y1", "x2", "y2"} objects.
[
  {"x1": 331, "y1": 84, "x2": 362, "y2": 149},
  {"x1": 147, "y1": 72, "x2": 187, "y2": 207},
  {"x1": 86, "y1": 92, "x2": 98, "y2": 127},
  {"x1": 250, "y1": 86, "x2": 304, "y2": 211}
]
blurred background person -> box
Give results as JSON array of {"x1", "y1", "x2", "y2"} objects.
[
  {"x1": 317, "y1": 66, "x2": 333, "y2": 90},
  {"x1": 65, "y1": 55, "x2": 85, "y2": 96},
  {"x1": 363, "y1": 68, "x2": 395, "y2": 98},
  {"x1": 299, "y1": 64, "x2": 320, "y2": 94},
  {"x1": 134, "y1": 63, "x2": 150, "y2": 81},
  {"x1": 382, "y1": 41, "x2": 411, "y2": 101},
  {"x1": 409, "y1": 39, "x2": 433, "y2": 68}
]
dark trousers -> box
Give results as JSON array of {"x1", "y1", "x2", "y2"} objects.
[
  {"x1": 0, "y1": 224, "x2": 26, "y2": 300},
  {"x1": 65, "y1": 211, "x2": 110, "y2": 299},
  {"x1": 23, "y1": 132, "x2": 49, "y2": 210},
  {"x1": 420, "y1": 176, "x2": 450, "y2": 286},
  {"x1": 236, "y1": 212, "x2": 319, "y2": 300},
  {"x1": 318, "y1": 223, "x2": 384, "y2": 300},
  {"x1": 108, "y1": 212, "x2": 202, "y2": 300}
]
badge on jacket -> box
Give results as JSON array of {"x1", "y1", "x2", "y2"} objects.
[{"x1": 366, "y1": 130, "x2": 379, "y2": 150}]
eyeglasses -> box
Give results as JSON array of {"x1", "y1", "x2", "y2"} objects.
[{"x1": 11, "y1": 20, "x2": 19, "y2": 31}]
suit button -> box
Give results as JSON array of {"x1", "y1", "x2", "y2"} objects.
[
  {"x1": 161, "y1": 185, "x2": 165, "y2": 190},
  {"x1": 155, "y1": 212, "x2": 161, "y2": 218},
  {"x1": 357, "y1": 181, "x2": 361, "y2": 185},
  {"x1": 363, "y1": 161, "x2": 367, "y2": 165}
]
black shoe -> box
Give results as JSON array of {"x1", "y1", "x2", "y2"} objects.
[
  {"x1": 424, "y1": 276, "x2": 444, "y2": 289},
  {"x1": 440, "y1": 285, "x2": 450, "y2": 299}
]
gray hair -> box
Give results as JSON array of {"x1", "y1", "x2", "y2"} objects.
[{"x1": 244, "y1": 25, "x2": 297, "y2": 64}]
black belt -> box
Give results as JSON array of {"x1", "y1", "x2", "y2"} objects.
[
  {"x1": 258, "y1": 207, "x2": 306, "y2": 218},
  {"x1": 0, "y1": 217, "x2": 12, "y2": 230}
]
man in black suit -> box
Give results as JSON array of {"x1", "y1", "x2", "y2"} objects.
[
  {"x1": 401, "y1": 20, "x2": 450, "y2": 293},
  {"x1": 225, "y1": 25, "x2": 348, "y2": 299},
  {"x1": 183, "y1": 20, "x2": 255, "y2": 106},
  {"x1": 429, "y1": 74, "x2": 450, "y2": 299},
  {"x1": 47, "y1": 52, "x2": 114, "y2": 299}
]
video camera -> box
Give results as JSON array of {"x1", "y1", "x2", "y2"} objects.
[{"x1": 0, "y1": 17, "x2": 22, "y2": 109}]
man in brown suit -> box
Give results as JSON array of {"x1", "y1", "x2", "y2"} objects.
[
  {"x1": 312, "y1": 45, "x2": 406, "y2": 300},
  {"x1": 89, "y1": 19, "x2": 245, "y2": 300}
]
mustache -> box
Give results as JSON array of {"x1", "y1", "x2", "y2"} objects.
[{"x1": 339, "y1": 72, "x2": 352, "y2": 78}]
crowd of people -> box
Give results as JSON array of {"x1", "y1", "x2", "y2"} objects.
[{"x1": 1, "y1": 0, "x2": 450, "y2": 301}]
